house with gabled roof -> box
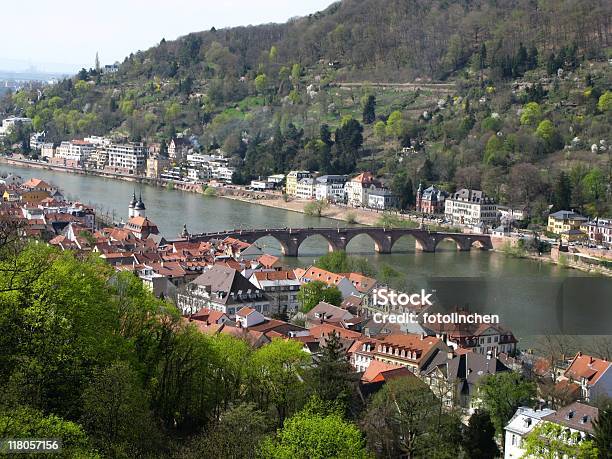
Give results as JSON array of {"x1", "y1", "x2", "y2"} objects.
[
  {"x1": 177, "y1": 264, "x2": 270, "y2": 318},
  {"x1": 561, "y1": 352, "x2": 612, "y2": 402}
]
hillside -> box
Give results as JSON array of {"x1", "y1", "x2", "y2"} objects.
[{"x1": 1, "y1": 0, "x2": 611, "y2": 219}]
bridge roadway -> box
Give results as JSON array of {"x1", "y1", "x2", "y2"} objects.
[{"x1": 185, "y1": 226, "x2": 493, "y2": 257}]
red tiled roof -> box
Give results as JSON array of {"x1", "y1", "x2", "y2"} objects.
[{"x1": 565, "y1": 353, "x2": 611, "y2": 386}]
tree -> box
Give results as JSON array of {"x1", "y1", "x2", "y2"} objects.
[
  {"x1": 508, "y1": 163, "x2": 543, "y2": 205},
  {"x1": 362, "y1": 95, "x2": 376, "y2": 124},
  {"x1": 315, "y1": 251, "x2": 352, "y2": 273},
  {"x1": 259, "y1": 408, "x2": 369, "y2": 459},
  {"x1": 552, "y1": 171, "x2": 572, "y2": 211},
  {"x1": 255, "y1": 74, "x2": 268, "y2": 95},
  {"x1": 250, "y1": 339, "x2": 311, "y2": 427},
  {"x1": 386, "y1": 110, "x2": 404, "y2": 138},
  {"x1": 593, "y1": 406, "x2": 612, "y2": 457},
  {"x1": 297, "y1": 280, "x2": 342, "y2": 313},
  {"x1": 390, "y1": 170, "x2": 414, "y2": 210},
  {"x1": 462, "y1": 410, "x2": 499, "y2": 459},
  {"x1": 520, "y1": 102, "x2": 542, "y2": 126},
  {"x1": 362, "y1": 376, "x2": 460, "y2": 458},
  {"x1": 308, "y1": 331, "x2": 358, "y2": 414},
  {"x1": 0, "y1": 406, "x2": 94, "y2": 457},
  {"x1": 597, "y1": 91, "x2": 612, "y2": 113},
  {"x1": 176, "y1": 403, "x2": 272, "y2": 459},
  {"x1": 374, "y1": 120, "x2": 386, "y2": 140},
  {"x1": 81, "y1": 362, "x2": 160, "y2": 457},
  {"x1": 478, "y1": 372, "x2": 536, "y2": 443},
  {"x1": 521, "y1": 422, "x2": 598, "y2": 458},
  {"x1": 304, "y1": 199, "x2": 329, "y2": 217},
  {"x1": 535, "y1": 119, "x2": 560, "y2": 151}
]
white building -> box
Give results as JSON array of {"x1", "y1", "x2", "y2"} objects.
[
  {"x1": 250, "y1": 179, "x2": 275, "y2": 191},
  {"x1": 249, "y1": 270, "x2": 301, "y2": 315},
  {"x1": 581, "y1": 218, "x2": 612, "y2": 246},
  {"x1": 56, "y1": 140, "x2": 96, "y2": 164},
  {"x1": 345, "y1": 172, "x2": 379, "y2": 207},
  {"x1": 106, "y1": 143, "x2": 148, "y2": 175},
  {"x1": 295, "y1": 177, "x2": 315, "y2": 200},
  {"x1": 444, "y1": 189, "x2": 498, "y2": 228},
  {"x1": 367, "y1": 189, "x2": 399, "y2": 210},
  {"x1": 0, "y1": 116, "x2": 32, "y2": 138},
  {"x1": 504, "y1": 403, "x2": 598, "y2": 459},
  {"x1": 29, "y1": 132, "x2": 45, "y2": 150},
  {"x1": 315, "y1": 175, "x2": 347, "y2": 202},
  {"x1": 503, "y1": 407, "x2": 556, "y2": 459}
]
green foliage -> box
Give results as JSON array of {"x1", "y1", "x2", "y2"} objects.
[
  {"x1": 250, "y1": 339, "x2": 311, "y2": 426},
  {"x1": 204, "y1": 186, "x2": 217, "y2": 196},
  {"x1": 308, "y1": 331, "x2": 359, "y2": 415},
  {"x1": 593, "y1": 406, "x2": 612, "y2": 458},
  {"x1": 385, "y1": 110, "x2": 404, "y2": 138},
  {"x1": 297, "y1": 280, "x2": 342, "y2": 313},
  {"x1": 521, "y1": 421, "x2": 598, "y2": 459},
  {"x1": 304, "y1": 199, "x2": 329, "y2": 217},
  {"x1": 176, "y1": 403, "x2": 272, "y2": 459},
  {"x1": 0, "y1": 407, "x2": 96, "y2": 458},
  {"x1": 81, "y1": 362, "x2": 160, "y2": 457},
  {"x1": 597, "y1": 91, "x2": 612, "y2": 113},
  {"x1": 362, "y1": 376, "x2": 462, "y2": 458},
  {"x1": 478, "y1": 372, "x2": 537, "y2": 438},
  {"x1": 377, "y1": 212, "x2": 418, "y2": 229},
  {"x1": 259, "y1": 408, "x2": 370, "y2": 459},
  {"x1": 520, "y1": 102, "x2": 542, "y2": 126},
  {"x1": 462, "y1": 410, "x2": 499, "y2": 459},
  {"x1": 314, "y1": 251, "x2": 376, "y2": 277}
]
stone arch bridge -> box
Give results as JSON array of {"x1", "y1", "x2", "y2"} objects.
[{"x1": 187, "y1": 227, "x2": 493, "y2": 257}]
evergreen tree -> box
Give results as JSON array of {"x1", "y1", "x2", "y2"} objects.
[
  {"x1": 463, "y1": 410, "x2": 499, "y2": 459},
  {"x1": 593, "y1": 406, "x2": 612, "y2": 458},
  {"x1": 362, "y1": 94, "x2": 376, "y2": 124},
  {"x1": 552, "y1": 171, "x2": 572, "y2": 211},
  {"x1": 308, "y1": 331, "x2": 358, "y2": 414}
]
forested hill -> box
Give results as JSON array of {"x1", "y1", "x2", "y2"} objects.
[
  {"x1": 2, "y1": 0, "x2": 611, "y2": 218},
  {"x1": 134, "y1": 0, "x2": 610, "y2": 81}
]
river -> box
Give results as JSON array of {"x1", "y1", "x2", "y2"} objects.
[{"x1": 4, "y1": 163, "x2": 610, "y2": 344}]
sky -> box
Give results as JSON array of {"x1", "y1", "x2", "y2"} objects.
[{"x1": 1, "y1": 0, "x2": 335, "y2": 74}]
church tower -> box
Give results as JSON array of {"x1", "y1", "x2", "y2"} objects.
[
  {"x1": 133, "y1": 192, "x2": 146, "y2": 218},
  {"x1": 128, "y1": 191, "x2": 137, "y2": 218}
]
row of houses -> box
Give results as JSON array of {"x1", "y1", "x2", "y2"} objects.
[
  {"x1": 284, "y1": 171, "x2": 401, "y2": 210},
  {"x1": 547, "y1": 210, "x2": 612, "y2": 246}
]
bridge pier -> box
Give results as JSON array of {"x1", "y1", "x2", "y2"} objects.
[
  {"x1": 373, "y1": 235, "x2": 393, "y2": 254},
  {"x1": 414, "y1": 238, "x2": 436, "y2": 252},
  {"x1": 280, "y1": 238, "x2": 300, "y2": 257}
]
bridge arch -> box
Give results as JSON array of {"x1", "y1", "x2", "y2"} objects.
[
  {"x1": 247, "y1": 233, "x2": 291, "y2": 256},
  {"x1": 344, "y1": 231, "x2": 388, "y2": 254},
  {"x1": 433, "y1": 235, "x2": 470, "y2": 251},
  {"x1": 390, "y1": 232, "x2": 432, "y2": 253},
  {"x1": 295, "y1": 233, "x2": 341, "y2": 256}
]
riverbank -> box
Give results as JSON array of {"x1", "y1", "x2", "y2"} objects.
[{"x1": 3, "y1": 156, "x2": 609, "y2": 276}]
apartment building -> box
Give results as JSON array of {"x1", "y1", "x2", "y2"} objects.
[
  {"x1": 315, "y1": 175, "x2": 347, "y2": 202},
  {"x1": 444, "y1": 189, "x2": 498, "y2": 227},
  {"x1": 106, "y1": 143, "x2": 148, "y2": 175},
  {"x1": 56, "y1": 140, "x2": 96, "y2": 165},
  {"x1": 285, "y1": 171, "x2": 312, "y2": 196}
]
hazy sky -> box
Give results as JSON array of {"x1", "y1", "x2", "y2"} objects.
[{"x1": 1, "y1": 0, "x2": 335, "y2": 73}]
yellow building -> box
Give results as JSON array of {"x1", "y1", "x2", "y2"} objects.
[
  {"x1": 547, "y1": 210, "x2": 587, "y2": 235},
  {"x1": 285, "y1": 170, "x2": 311, "y2": 196}
]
